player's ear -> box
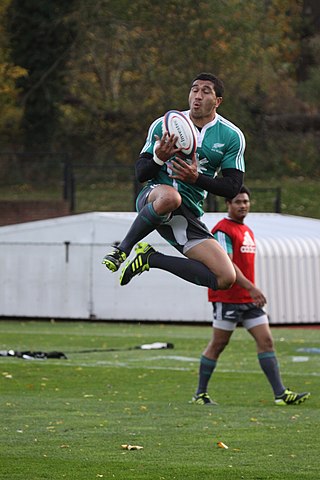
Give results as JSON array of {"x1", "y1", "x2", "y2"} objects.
[{"x1": 216, "y1": 97, "x2": 223, "y2": 108}]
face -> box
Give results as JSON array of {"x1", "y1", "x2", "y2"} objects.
[
  {"x1": 227, "y1": 193, "x2": 250, "y2": 223},
  {"x1": 189, "y1": 80, "x2": 222, "y2": 125}
]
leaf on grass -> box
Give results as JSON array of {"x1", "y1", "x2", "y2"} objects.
[
  {"x1": 217, "y1": 441, "x2": 229, "y2": 449},
  {"x1": 121, "y1": 444, "x2": 143, "y2": 450}
]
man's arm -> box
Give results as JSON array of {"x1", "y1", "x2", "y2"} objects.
[
  {"x1": 194, "y1": 168, "x2": 243, "y2": 198},
  {"x1": 214, "y1": 230, "x2": 266, "y2": 307},
  {"x1": 170, "y1": 154, "x2": 243, "y2": 199},
  {"x1": 136, "y1": 131, "x2": 182, "y2": 182},
  {"x1": 232, "y1": 263, "x2": 267, "y2": 307},
  {"x1": 135, "y1": 152, "x2": 162, "y2": 183}
]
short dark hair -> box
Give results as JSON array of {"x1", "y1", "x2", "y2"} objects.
[
  {"x1": 225, "y1": 185, "x2": 251, "y2": 203},
  {"x1": 191, "y1": 72, "x2": 224, "y2": 97}
]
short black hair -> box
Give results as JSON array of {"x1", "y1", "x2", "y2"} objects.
[
  {"x1": 191, "y1": 72, "x2": 224, "y2": 97},
  {"x1": 225, "y1": 185, "x2": 251, "y2": 203}
]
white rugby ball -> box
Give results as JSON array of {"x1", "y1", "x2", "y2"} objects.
[{"x1": 163, "y1": 110, "x2": 197, "y2": 157}]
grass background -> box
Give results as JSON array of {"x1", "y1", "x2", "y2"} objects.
[{"x1": 0, "y1": 320, "x2": 319, "y2": 479}]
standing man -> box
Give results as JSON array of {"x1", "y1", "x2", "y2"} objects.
[
  {"x1": 192, "y1": 186, "x2": 311, "y2": 406},
  {"x1": 102, "y1": 73, "x2": 245, "y2": 291}
]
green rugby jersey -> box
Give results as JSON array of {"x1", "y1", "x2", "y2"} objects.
[{"x1": 140, "y1": 110, "x2": 245, "y2": 217}]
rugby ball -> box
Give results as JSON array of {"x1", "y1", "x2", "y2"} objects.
[{"x1": 163, "y1": 110, "x2": 197, "y2": 157}]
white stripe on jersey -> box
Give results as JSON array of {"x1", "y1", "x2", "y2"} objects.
[
  {"x1": 218, "y1": 116, "x2": 246, "y2": 171},
  {"x1": 216, "y1": 230, "x2": 229, "y2": 253},
  {"x1": 140, "y1": 117, "x2": 163, "y2": 153}
]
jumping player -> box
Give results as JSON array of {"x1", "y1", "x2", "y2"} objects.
[
  {"x1": 102, "y1": 72, "x2": 245, "y2": 291},
  {"x1": 192, "y1": 186, "x2": 311, "y2": 406}
]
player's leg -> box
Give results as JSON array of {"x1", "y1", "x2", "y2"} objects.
[
  {"x1": 192, "y1": 303, "x2": 237, "y2": 405},
  {"x1": 247, "y1": 319, "x2": 286, "y2": 396},
  {"x1": 244, "y1": 311, "x2": 310, "y2": 405},
  {"x1": 120, "y1": 207, "x2": 235, "y2": 289},
  {"x1": 102, "y1": 184, "x2": 180, "y2": 271},
  {"x1": 185, "y1": 238, "x2": 235, "y2": 290}
]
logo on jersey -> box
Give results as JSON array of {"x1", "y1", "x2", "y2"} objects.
[
  {"x1": 211, "y1": 143, "x2": 225, "y2": 154},
  {"x1": 195, "y1": 155, "x2": 209, "y2": 173},
  {"x1": 240, "y1": 231, "x2": 256, "y2": 253}
]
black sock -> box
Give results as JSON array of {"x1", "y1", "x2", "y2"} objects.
[
  {"x1": 119, "y1": 203, "x2": 168, "y2": 255},
  {"x1": 149, "y1": 252, "x2": 218, "y2": 289},
  {"x1": 197, "y1": 355, "x2": 217, "y2": 394},
  {"x1": 258, "y1": 351, "x2": 285, "y2": 397}
]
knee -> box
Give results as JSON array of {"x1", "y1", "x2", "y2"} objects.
[
  {"x1": 258, "y1": 335, "x2": 274, "y2": 352},
  {"x1": 263, "y1": 335, "x2": 274, "y2": 351},
  {"x1": 153, "y1": 188, "x2": 182, "y2": 213},
  {"x1": 217, "y1": 271, "x2": 236, "y2": 290},
  {"x1": 206, "y1": 338, "x2": 229, "y2": 358},
  {"x1": 214, "y1": 340, "x2": 229, "y2": 357}
]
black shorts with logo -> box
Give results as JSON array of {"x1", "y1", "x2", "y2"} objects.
[{"x1": 136, "y1": 184, "x2": 213, "y2": 254}]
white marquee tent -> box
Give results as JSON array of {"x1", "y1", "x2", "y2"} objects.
[{"x1": 0, "y1": 212, "x2": 319, "y2": 324}]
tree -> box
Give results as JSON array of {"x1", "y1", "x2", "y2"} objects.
[
  {"x1": 0, "y1": 0, "x2": 26, "y2": 145},
  {"x1": 6, "y1": 0, "x2": 77, "y2": 150},
  {"x1": 2, "y1": 0, "x2": 318, "y2": 178}
]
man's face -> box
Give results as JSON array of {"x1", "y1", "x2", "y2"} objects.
[
  {"x1": 228, "y1": 193, "x2": 250, "y2": 222},
  {"x1": 189, "y1": 80, "x2": 222, "y2": 122}
]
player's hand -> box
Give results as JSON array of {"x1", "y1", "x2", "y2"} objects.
[
  {"x1": 248, "y1": 286, "x2": 267, "y2": 308},
  {"x1": 154, "y1": 133, "x2": 181, "y2": 163},
  {"x1": 169, "y1": 152, "x2": 199, "y2": 183}
]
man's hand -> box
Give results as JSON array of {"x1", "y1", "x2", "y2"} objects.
[
  {"x1": 154, "y1": 132, "x2": 181, "y2": 163},
  {"x1": 247, "y1": 286, "x2": 267, "y2": 308},
  {"x1": 169, "y1": 153, "x2": 199, "y2": 183}
]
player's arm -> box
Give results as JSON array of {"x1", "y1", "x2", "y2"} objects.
[
  {"x1": 136, "y1": 133, "x2": 182, "y2": 182},
  {"x1": 136, "y1": 116, "x2": 181, "y2": 183},
  {"x1": 170, "y1": 127, "x2": 245, "y2": 196},
  {"x1": 195, "y1": 129, "x2": 245, "y2": 197},
  {"x1": 170, "y1": 155, "x2": 243, "y2": 198},
  {"x1": 194, "y1": 167, "x2": 243, "y2": 198},
  {"x1": 135, "y1": 152, "x2": 162, "y2": 182},
  {"x1": 232, "y1": 263, "x2": 266, "y2": 307},
  {"x1": 196, "y1": 128, "x2": 245, "y2": 197},
  {"x1": 213, "y1": 230, "x2": 266, "y2": 307}
]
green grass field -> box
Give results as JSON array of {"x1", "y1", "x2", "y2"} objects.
[{"x1": 0, "y1": 320, "x2": 319, "y2": 479}]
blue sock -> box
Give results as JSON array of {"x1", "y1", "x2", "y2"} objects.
[
  {"x1": 149, "y1": 253, "x2": 218, "y2": 290},
  {"x1": 119, "y1": 203, "x2": 168, "y2": 254},
  {"x1": 196, "y1": 355, "x2": 217, "y2": 394},
  {"x1": 258, "y1": 351, "x2": 285, "y2": 397}
]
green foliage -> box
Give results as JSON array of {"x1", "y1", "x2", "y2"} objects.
[
  {"x1": 61, "y1": 0, "x2": 315, "y2": 177},
  {"x1": 300, "y1": 35, "x2": 320, "y2": 107},
  {"x1": 0, "y1": 320, "x2": 319, "y2": 479},
  {"x1": 1, "y1": 0, "x2": 319, "y2": 179}
]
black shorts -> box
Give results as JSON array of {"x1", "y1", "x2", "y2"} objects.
[
  {"x1": 136, "y1": 184, "x2": 213, "y2": 255},
  {"x1": 212, "y1": 302, "x2": 268, "y2": 331}
]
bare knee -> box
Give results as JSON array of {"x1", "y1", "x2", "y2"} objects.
[
  {"x1": 257, "y1": 334, "x2": 274, "y2": 352},
  {"x1": 249, "y1": 324, "x2": 275, "y2": 353},
  {"x1": 204, "y1": 337, "x2": 230, "y2": 359},
  {"x1": 151, "y1": 187, "x2": 182, "y2": 214},
  {"x1": 216, "y1": 270, "x2": 236, "y2": 290}
]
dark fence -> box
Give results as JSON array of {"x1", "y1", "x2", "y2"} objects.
[
  {"x1": 0, "y1": 151, "x2": 71, "y2": 201},
  {"x1": 0, "y1": 153, "x2": 282, "y2": 217}
]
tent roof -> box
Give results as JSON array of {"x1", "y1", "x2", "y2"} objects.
[{"x1": 0, "y1": 212, "x2": 319, "y2": 246}]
